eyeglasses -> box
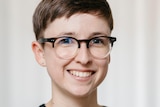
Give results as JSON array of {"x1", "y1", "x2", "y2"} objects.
[{"x1": 38, "y1": 36, "x2": 116, "y2": 59}]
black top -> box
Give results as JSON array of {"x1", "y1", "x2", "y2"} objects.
[
  {"x1": 39, "y1": 104, "x2": 106, "y2": 107},
  {"x1": 39, "y1": 104, "x2": 45, "y2": 107}
]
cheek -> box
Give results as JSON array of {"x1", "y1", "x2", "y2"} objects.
[
  {"x1": 96, "y1": 58, "x2": 110, "y2": 78},
  {"x1": 103, "y1": 57, "x2": 110, "y2": 72},
  {"x1": 44, "y1": 50, "x2": 70, "y2": 80},
  {"x1": 98, "y1": 57, "x2": 110, "y2": 70},
  {"x1": 93, "y1": 59, "x2": 109, "y2": 88},
  {"x1": 100, "y1": 61, "x2": 109, "y2": 76},
  {"x1": 46, "y1": 59, "x2": 69, "y2": 82}
]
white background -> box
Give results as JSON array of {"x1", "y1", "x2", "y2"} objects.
[{"x1": 0, "y1": 0, "x2": 160, "y2": 107}]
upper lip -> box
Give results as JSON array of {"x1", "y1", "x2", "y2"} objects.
[{"x1": 67, "y1": 69, "x2": 96, "y2": 73}]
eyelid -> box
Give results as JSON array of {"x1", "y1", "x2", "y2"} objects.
[
  {"x1": 59, "y1": 36, "x2": 75, "y2": 39},
  {"x1": 59, "y1": 37, "x2": 74, "y2": 42}
]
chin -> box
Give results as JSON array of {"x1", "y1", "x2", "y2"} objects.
[{"x1": 68, "y1": 87, "x2": 97, "y2": 98}]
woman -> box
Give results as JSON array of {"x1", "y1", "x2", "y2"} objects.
[{"x1": 32, "y1": 0, "x2": 116, "y2": 107}]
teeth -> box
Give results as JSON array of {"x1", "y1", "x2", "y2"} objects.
[{"x1": 70, "y1": 71, "x2": 92, "y2": 78}]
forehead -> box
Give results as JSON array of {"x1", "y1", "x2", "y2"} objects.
[{"x1": 44, "y1": 13, "x2": 111, "y2": 38}]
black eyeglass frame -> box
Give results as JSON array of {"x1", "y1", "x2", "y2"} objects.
[{"x1": 38, "y1": 36, "x2": 117, "y2": 48}]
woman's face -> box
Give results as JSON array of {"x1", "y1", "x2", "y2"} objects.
[{"x1": 33, "y1": 13, "x2": 111, "y2": 97}]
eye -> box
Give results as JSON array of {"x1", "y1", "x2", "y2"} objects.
[
  {"x1": 58, "y1": 37, "x2": 74, "y2": 44},
  {"x1": 90, "y1": 37, "x2": 110, "y2": 47},
  {"x1": 55, "y1": 37, "x2": 78, "y2": 47},
  {"x1": 91, "y1": 38, "x2": 104, "y2": 45}
]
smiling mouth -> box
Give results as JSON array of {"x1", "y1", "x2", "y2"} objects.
[{"x1": 67, "y1": 70, "x2": 95, "y2": 78}]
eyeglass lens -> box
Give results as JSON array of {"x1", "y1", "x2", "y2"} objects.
[{"x1": 53, "y1": 37, "x2": 112, "y2": 59}]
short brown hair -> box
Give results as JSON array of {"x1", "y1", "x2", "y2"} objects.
[{"x1": 33, "y1": 0, "x2": 113, "y2": 40}]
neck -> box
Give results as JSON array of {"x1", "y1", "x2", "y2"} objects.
[{"x1": 46, "y1": 84, "x2": 100, "y2": 107}]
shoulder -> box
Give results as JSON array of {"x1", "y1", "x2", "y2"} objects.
[
  {"x1": 39, "y1": 104, "x2": 107, "y2": 107},
  {"x1": 39, "y1": 104, "x2": 45, "y2": 107}
]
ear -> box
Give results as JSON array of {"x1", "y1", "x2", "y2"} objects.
[{"x1": 32, "y1": 41, "x2": 46, "y2": 67}]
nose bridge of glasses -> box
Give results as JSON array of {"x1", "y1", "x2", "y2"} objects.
[{"x1": 77, "y1": 39, "x2": 90, "y2": 48}]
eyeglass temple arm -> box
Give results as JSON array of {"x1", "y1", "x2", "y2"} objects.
[
  {"x1": 109, "y1": 37, "x2": 116, "y2": 46},
  {"x1": 38, "y1": 38, "x2": 56, "y2": 43}
]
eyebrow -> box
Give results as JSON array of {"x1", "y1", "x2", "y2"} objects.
[
  {"x1": 57, "y1": 32, "x2": 109, "y2": 38},
  {"x1": 90, "y1": 32, "x2": 109, "y2": 37},
  {"x1": 58, "y1": 32, "x2": 75, "y2": 36}
]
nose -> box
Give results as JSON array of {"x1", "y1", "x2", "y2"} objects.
[{"x1": 74, "y1": 43, "x2": 91, "y2": 65}]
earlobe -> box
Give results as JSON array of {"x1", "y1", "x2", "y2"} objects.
[{"x1": 32, "y1": 41, "x2": 46, "y2": 67}]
